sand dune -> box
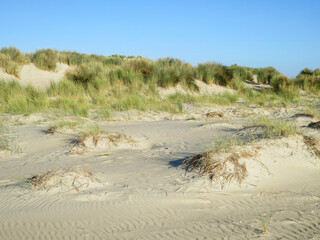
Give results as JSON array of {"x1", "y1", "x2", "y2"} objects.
[
  {"x1": 1, "y1": 64, "x2": 320, "y2": 239},
  {"x1": 1, "y1": 109, "x2": 320, "y2": 239}
]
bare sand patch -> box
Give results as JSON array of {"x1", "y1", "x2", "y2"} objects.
[
  {"x1": 0, "y1": 63, "x2": 70, "y2": 90},
  {"x1": 158, "y1": 79, "x2": 236, "y2": 99}
]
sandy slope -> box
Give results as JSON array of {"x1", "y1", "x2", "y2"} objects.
[
  {"x1": 1, "y1": 111, "x2": 320, "y2": 239},
  {"x1": 0, "y1": 63, "x2": 70, "y2": 90}
]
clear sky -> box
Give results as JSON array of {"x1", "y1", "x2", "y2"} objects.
[{"x1": 0, "y1": 0, "x2": 319, "y2": 76}]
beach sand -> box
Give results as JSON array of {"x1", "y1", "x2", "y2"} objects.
[{"x1": 1, "y1": 65, "x2": 320, "y2": 239}]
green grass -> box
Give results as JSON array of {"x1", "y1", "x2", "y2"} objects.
[
  {"x1": 252, "y1": 67, "x2": 279, "y2": 84},
  {"x1": 65, "y1": 62, "x2": 103, "y2": 86},
  {"x1": 167, "y1": 91, "x2": 238, "y2": 107},
  {"x1": 194, "y1": 62, "x2": 217, "y2": 84},
  {"x1": 31, "y1": 48, "x2": 58, "y2": 71},
  {"x1": 242, "y1": 87, "x2": 299, "y2": 107},
  {"x1": 252, "y1": 116, "x2": 298, "y2": 138},
  {"x1": 78, "y1": 124, "x2": 106, "y2": 139},
  {"x1": 0, "y1": 47, "x2": 30, "y2": 77},
  {"x1": 152, "y1": 58, "x2": 197, "y2": 90},
  {"x1": 0, "y1": 81, "x2": 47, "y2": 114},
  {"x1": 294, "y1": 67, "x2": 320, "y2": 92},
  {"x1": 124, "y1": 58, "x2": 155, "y2": 79},
  {"x1": 0, "y1": 46, "x2": 319, "y2": 119},
  {"x1": 270, "y1": 74, "x2": 291, "y2": 93}
]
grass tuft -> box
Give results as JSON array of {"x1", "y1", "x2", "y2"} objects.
[
  {"x1": 182, "y1": 150, "x2": 248, "y2": 188},
  {"x1": 65, "y1": 62, "x2": 103, "y2": 86},
  {"x1": 0, "y1": 47, "x2": 29, "y2": 77},
  {"x1": 31, "y1": 48, "x2": 58, "y2": 71}
]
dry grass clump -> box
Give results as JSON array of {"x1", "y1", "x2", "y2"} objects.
[
  {"x1": 303, "y1": 135, "x2": 320, "y2": 158},
  {"x1": 182, "y1": 150, "x2": 251, "y2": 188},
  {"x1": 29, "y1": 166, "x2": 101, "y2": 192},
  {"x1": 307, "y1": 121, "x2": 320, "y2": 129},
  {"x1": 44, "y1": 126, "x2": 57, "y2": 135},
  {"x1": 44, "y1": 120, "x2": 79, "y2": 135},
  {"x1": 69, "y1": 123, "x2": 136, "y2": 154},
  {"x1": 205, "y1": 111, "x2": 224, "y2": 118},
  {"x1": 107, "y1": 133, "x2": 136, "y2": 146}
]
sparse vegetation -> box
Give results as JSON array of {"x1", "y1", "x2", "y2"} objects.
[
  {"x1": 182, "y1": 149, "x2": 249, "y2": 188},
  {"x1": 251, "y1": 116, "x2": 298, "y2": 138},
  {"x1": 45, "y1": 120, "x2": 79, "y2": 134},
  {"x1": 0, "y1": 121, "x2": 21, "y2": 153},
  {"x1": 28, "y1": 166, "x2": 101, "y2": 192}
]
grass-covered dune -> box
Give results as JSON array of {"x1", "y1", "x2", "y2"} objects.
[{"x1": 0, "y1": 46, "x2": 319, "y2": 117}]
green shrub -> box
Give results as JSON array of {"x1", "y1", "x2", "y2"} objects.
[
  {"x1": 253, "y1": 67, "x2": 279, "y2": 84},
  {"x1": 300, "y1": 67, "x2": 313, "y2": 76},
  {"x1": 102, "y1": 56, "x2": 124, "y2": 66},
  {"x1": 213, "y1": 64, "x2": 233, "y2": 86},
  {"x1": 0, "y1": 54, "x2": 20, "y2": 77},
  {"x1": 229, "y1": 65, "x2": 253, "y2": 81},
  {"x1": 106, "y1": 68, "x2": 143, "y2": 85},
  {"x1": 32, "y1": 48, "x2": 58, "y2": 71},
  {"x1": 152, "y1": 58, "x2": 196, "y2": 89},
  {"x1": 66, "y1": 62, "x2": 103, "y2": 86},
  {"x1": 313, "y1": 68, "x2": 320, "y2": 76},
  {"x1": 125, "y1": 58, "x2": 155, "y2": 79},
  {"x1": 230, "y1": 74, "x2": 246, "y2": 91},
  {"x1": 195, "y1": 62, "x2": 216, "y2": 84},
  {"x1": 270, "y1": 74, "x2": 290, "y2": 93},
  {"x1": 294, "y1": 67, "x2": 320, "y2": 91},
  {"x1": 58, "y1": 51, "x2": 90, "y2": 66},
  {"x1": 0, "y1": 47, "x2": 29, "y2": 65},
  {"x1": 195, "y1": 62, "x2": 234, "y2": 86}
]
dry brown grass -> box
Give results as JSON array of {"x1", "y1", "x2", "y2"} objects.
[
  {"x1": 69, "y1": 136, "x2": 88, "y2": 155},
  {"x1": 107, "y1": 134, "x2": 136, "y2": 146},
  {"x1": 303, "y1": 135, "x2": 320, "y2": 158},
  {"x1": 29, "y1": 166, "x2": 101, "y2": 192},
  {"x1": 182, "y1": 151, "x2": 248, "y2": 188},
  {"x1": 69, "y1": 133, "x2": 136, "y2": 154},
  {"x1": 205, "y1": 112, "x2": 224, "y2": 118},
  {"x1": 44, "y1": 126, "x2": 57, "y2": 135},
  {"x1": 307, "y1": 121, "x2": 320, "y2": 129}
]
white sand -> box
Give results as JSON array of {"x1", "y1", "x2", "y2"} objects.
[
  {"x1": 0, "y1": 63, "x2": 70, "y2": 90},
  {"x1": 1, "y1": 112, "x2": 320, "y2": 239},
  {"x1": 158, "y1": 80, "x2": 236, "y2": 98}
]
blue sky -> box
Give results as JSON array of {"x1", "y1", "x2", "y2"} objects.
[{"x1": 0, "y1": 0, "x2": 319, "y2": 76}]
